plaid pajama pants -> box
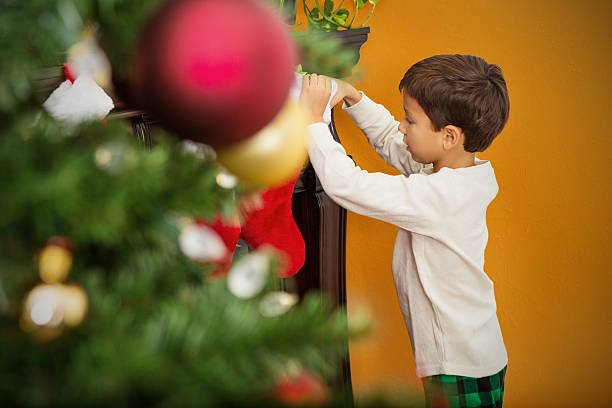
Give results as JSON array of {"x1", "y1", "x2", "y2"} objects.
[{"x1": 421, "y1": 366, "x2": 507, "y2": 408}]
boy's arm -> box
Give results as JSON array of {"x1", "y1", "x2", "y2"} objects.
[
  {"x1": 343, "y1": 93, "x2": 430, "y2": 175},
  {"x1": 307, "y1": 122, "x2": 442, "y2": 235}
]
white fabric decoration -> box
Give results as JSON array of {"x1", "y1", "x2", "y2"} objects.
[{"x1": 43, "y1": 76, "x2": 114, "y2": 124}]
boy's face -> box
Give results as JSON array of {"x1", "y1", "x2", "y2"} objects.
[{"x1": 398, "y1": 93, "x2": 445, "y2": 165}]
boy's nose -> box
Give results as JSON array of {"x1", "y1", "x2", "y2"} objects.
[{"x1": 398, "y1": 123, "x2": 405, "y2": 134}]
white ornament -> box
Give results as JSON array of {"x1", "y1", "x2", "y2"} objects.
[
  {"x1": 23, "y1": 284, "x2": 89, "y2": 333},
  {"x1": 25, "y1": 284, "x2": 65, "y2": 328},
  {"x1": 216, "y1": 171, "x2": 238, "y2": 189},
  {"x1": 227, "y1": 251, "x2": 271, "y2": 299},
  {"x1": 30, "y1": 299, "x2": 59, "y2": 326},
  {"x1": 179, "y1": 223, "x2": 228, "y2": 263},
  {"x1": 43, "y1": 76, "x2": 114, "y2": 124},
  {"x1": 259, "y1": 291, "x2": 298, "y2": 317}
]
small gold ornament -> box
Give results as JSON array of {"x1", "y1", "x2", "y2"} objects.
[
  {"x1": 39, "y1": 245, "x2": 72, "y2": 284},
  {"x1": 216, "y1": 100, "x2": 309, "y2": 188},
  {"x1": 23, "y1": 237, "x2": 88, "y2": 339}
]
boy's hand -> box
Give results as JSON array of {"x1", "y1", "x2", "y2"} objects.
[
  {"x1": 329, "y1": 78, "x2": 362, "y2": 107},
  {"x1": 299, "y1": 73, "x2": 332, "y2": 125}
]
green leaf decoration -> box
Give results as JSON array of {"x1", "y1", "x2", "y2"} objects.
[
  {"x1": 303, "y1": 0, "x2": 380, "y2": 31},
  {"x1": 321, "y1": 21, "x2": 337, "y2": 31},
  {"x1": 333, "y1": 9, "x2": 350, "y2": 25},
  {"x1": 296, "y1": 64, "x2": 311, "y2": 75},
  {"x1": 292, "y1": 31, "x2": 356, "y2": 77},
  {"x1": 324, "y1": 0, "x2": 335, "y2": 16},
  {"x1": 310, "y1": 6, "x2": 322, "y2": 19}
]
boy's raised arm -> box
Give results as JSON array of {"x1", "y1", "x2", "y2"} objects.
[
  {"x1": 299, "y1": 75, "x2": 441, "y2": 233},
  {"x1": 342, "y1": 92, "x2": 428, "y2": 175},
  {"x1": 306, "y1": 122, "x2": 441, "y2": 234}
]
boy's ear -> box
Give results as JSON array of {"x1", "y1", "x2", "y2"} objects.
[{"x1": 442, "y1": 125, "x2": 464, "y2": 150}]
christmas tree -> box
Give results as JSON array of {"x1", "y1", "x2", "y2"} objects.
[
  {"x1": 0, "y1": 0, "x2": 356, "y2": 406},
  {"x1": 0, "y1": 1, "x2": 420, "y2": 406}
]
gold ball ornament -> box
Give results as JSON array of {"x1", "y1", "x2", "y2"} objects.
[
  {"x1": 215, "y1": 100, "x2": 309, "y2": 188},
  {"x1": 39, "y1": 245, "x2": 72, "y2": 283}
]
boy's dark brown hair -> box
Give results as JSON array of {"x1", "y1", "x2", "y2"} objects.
[{"x1": 398, "y1": 54, "x2": 509, "y2": 152}]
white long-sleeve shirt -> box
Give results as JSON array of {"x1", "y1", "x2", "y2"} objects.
[{"x1": 306, "y1": 93, "x2": 507, "y2": 378}]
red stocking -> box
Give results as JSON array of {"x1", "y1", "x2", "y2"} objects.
[
  {"x1": 199, "y1": 174, "x2": 305, "y2": 278},
  {"x1": 240, "y1": 176, "x2": 305, "y2": 278}
]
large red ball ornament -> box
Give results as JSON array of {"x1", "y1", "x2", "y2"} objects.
[{"x1": 133, "y1": 0, "x2": 297, "y2": 147}]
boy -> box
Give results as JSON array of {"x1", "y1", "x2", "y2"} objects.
[{"x1": 299, "y1": 54, "x2": 510, "y2": 408}]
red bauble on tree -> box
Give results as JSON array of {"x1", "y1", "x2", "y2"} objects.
[
  {"x1": 131, "y1": 0, "x2": 297, "y2": 147},
  {"x1": 272, "y1": 370, "x2": 330, "y2": 406}
]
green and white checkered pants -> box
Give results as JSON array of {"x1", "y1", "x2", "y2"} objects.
[{"x1": 421, "y1": 366, "x2": 507, "y2": 408}]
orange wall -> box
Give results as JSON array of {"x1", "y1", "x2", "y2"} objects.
[{"x1": 297, "y1": 1, "x2": 612, "y2": 407}]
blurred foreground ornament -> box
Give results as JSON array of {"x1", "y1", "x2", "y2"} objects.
[
  {"x1": 216, "y1": 171, "x2": 238, "y2": 189},
  {"x1": 216, "y1": 100, "x2": 309, "y2": 188},
  {"x1": 24, "y1": 285, "x2": 64, "y2": 328},
  {"x1": 347, "y1": 306, "x2": 373, "y2": 338},
  {"x1": 259, "y1": 291, "x2": 298, "y2": 317},
  {"x1": 22, "y1": 284, "x2": 88, "y2": 339},
  {"x1": 180, "y1": 140, "x2": 216, "y2": 160},
  {"x1": 67, "y1": 27, "x2": 112, "y2": 90},
  {"x1": 39, "y1": 244, "x2": 72, "y2": 284},
  {"x1": 179, "y1": 222, "x2": 228, "y2": 263},
  {"x1": 227, "y1": 250, "x2": 274, "y2": 299},
  {"x1": 273, "y1": 367, "x2": 330, "y2": 406},
  {"x1": 94, "y1": 142, "x2": 137, "y2": 173},
  {"x1": 22, "y1": 238, "x2": 87, "y2": 339},
  {"x1": 59, "y1": 285, "x2": 89, "y2": 326},
  {"x1": 130, "y1": 0, "x2": 297, "y2": 147}
]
